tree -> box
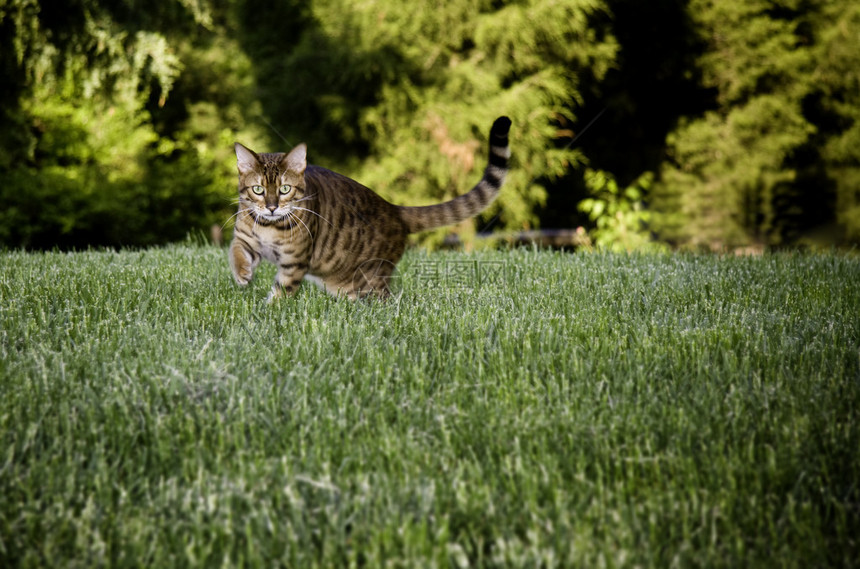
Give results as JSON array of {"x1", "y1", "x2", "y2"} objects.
[
  {"x1": 650, "y1": 0, "x2": 860, "y2": 249},
  {"x1": 0, "y1": 0, "x2": 262, "y2": 248},
  {"x1": 239, "y1": 0, "x2": 619, "y2": 244},
  {"x1": 808, "y1": 3, "x2": 860, "y2": 242},
  {"x1": 4, "y1": 0, "x2": 858, "y2": 250}
]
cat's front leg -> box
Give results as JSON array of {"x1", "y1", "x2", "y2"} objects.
[
  {"x1": 267, "y1": 262, "x2": 309, "y2": 303},
  {"x1": 229, "y1": 237, "x2": 260, "y2": 286}
]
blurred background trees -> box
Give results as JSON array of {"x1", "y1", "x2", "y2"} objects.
[
  {"x1": 1, "y1": 0, "x2": 858, "y2": 250},
  {"x1": 651, "y1": 0, "x2": 860, "y2": 249}
]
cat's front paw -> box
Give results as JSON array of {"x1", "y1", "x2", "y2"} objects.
[{"x1": 232, "y1": 270, "x2": 253, "y2": 286}]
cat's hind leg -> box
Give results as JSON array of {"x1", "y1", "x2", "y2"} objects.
[{"x1": 349, "y1": 259, "x2": 397, "y2": 300}]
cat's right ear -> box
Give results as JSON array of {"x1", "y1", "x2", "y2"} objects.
[{"x1": 234, "y1": 143, "x2": 260, "y2": 175}]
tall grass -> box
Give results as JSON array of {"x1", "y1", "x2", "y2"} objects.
[{"x1": 1, "y1": 245, "x2": 858, "y2": 567}]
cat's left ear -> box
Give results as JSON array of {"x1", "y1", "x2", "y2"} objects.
[
  {"x1": 282, "y1": 143, "x2": 307, "y2": 174},
  {"x1": 235, "y1": 143, "x2": 260, "y2": 175}
]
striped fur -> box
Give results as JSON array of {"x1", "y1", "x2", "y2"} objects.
[
  {"x1": 398, "y1": 116, "x2": 511, "y2": 232},
  {"x1": 229, "y1": 116, "x2": 511, "y2": 301}
]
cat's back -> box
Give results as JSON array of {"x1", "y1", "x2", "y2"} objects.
[
  {"x1": 305, "y1": 164, "x2": 408, "y2": 239},
  {"x1": 305, "y1": 165, "x2": 385, "y2": 202},
  {"x1": 306, "y1": 165, "x2": 404, "y2": 222}
]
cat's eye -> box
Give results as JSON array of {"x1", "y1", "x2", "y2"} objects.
[
  {"x1": 250, "y1": 185, "x2": 265, "y2": 195},
  {"x1": 279, "y1": 184, "x2": 292, "y2": 195}
]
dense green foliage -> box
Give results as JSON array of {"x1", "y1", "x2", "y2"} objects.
[
  {"x1": 1, "y1": 246, "x2": 858, "y2": 565},
  {"x1": 1, "y1": 0, "x2": 859, "y2": 249},
  {"x1": 652, "y1": 1, "x2": 860, "y2": 249},
  {"x1": 0, "y1": 0, "x2": 265, "y2": 248}
]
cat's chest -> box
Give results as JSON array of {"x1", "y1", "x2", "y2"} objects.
[
  {"x1": 253, "y1": 226, "x2": 302, "y2": 263},
  {"x1": 258, "y1": 238, "x2": 280, "y2": 263}
]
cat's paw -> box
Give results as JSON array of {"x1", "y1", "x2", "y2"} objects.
[{"x1": 232, "y1": 270, "x2": 253, "y2": 286}]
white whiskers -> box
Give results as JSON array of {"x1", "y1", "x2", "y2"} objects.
[
  {"x1": 288, "y1": 210, "x2": 315, "y2": 244},
  {"x1": 223, "y1": 193, "x2": 328, "y2": 247},
  {"x1": 221, "y1": 207, "x2": 253, "y2": 231},
  {"x1": 292, "y1": 194, "x2": 317, "y2": 204},
  {"x1": 292, "y1": 206, "x2": 334, "y2": 228}
]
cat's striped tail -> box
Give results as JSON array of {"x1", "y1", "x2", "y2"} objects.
[{"x1": 398, "y1": 116, "x2": 511, "y2": 234}]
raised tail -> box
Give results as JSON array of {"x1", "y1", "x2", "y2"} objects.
[{"x1": 398, "y1": 116, "x2": 511, "y2": 233}]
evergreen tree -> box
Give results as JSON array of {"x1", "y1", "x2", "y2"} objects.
[
  {"x1": 240, "y1": 0, "x2": 619, "y2": 243},
  {"x1": 3, "y1": 0, "x2": 858, "y2": 249},
  {"x1": 651, "y1": 0, "x2": 860, "y2": 249},
  {"x1": 651, "y1": 0, "x2": 813, "y2": 248},
  {"x1": 809, "y1": 3, "x2": 860, "y2": 242}
]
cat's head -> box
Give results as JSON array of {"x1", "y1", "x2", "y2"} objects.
[{"x1": 234, "y1": 142, "x2": 308, "y2": 224}]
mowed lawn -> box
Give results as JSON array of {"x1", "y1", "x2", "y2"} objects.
[{"x1": 1, "y1": 245, "x2": 858, "y2": 567}]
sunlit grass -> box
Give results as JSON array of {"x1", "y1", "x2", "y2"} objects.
[{"x1": 1, "y1": 245, "x2": 858, "y2": 567}]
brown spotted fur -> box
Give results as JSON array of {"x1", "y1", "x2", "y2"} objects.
[{"x1": 229, "y1": 116, "x2": 511, "y2": 301}]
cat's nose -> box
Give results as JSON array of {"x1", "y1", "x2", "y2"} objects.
[{"x1": 267, "y1": 205, "x2": 277, "y2": 213}]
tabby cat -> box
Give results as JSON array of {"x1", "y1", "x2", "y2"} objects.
[{"x1": 229, "y1": 116, "x2": 511, "y2": 301}]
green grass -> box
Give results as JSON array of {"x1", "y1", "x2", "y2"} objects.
[{"x1": 1, "y1": 245, "x2": 858, "y2": 567}]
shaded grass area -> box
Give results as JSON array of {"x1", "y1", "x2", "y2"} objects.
[{"x1": 1, "y1": 246, "x2": 858, "y2": 567}]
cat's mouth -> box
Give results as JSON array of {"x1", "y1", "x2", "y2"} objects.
[
  {"x1": 254, "y1": 209, "x2": 288, "y2": 222},
  {"x1": 252, "y1": 208, "x2": 297, "y2": 227}
]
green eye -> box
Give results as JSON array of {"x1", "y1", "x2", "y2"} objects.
[
  {"x1": 279, "y1": 184, "x2": 292, "y2": 195},
  {"x1": 251, "y1": 185, "x2": 265, "y2": 195}
]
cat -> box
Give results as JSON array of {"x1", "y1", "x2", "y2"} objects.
[{"x1": 229, "y1": 116, "x2": 511, "y2": 301}]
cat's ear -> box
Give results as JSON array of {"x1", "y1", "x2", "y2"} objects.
[
  {"x1": 234, "y1": 143, "x2": 260, "y2": 175},
  {"x1": 282, "y1": 143, "x2": 307, "y2": 174}
]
